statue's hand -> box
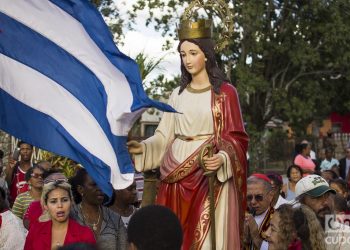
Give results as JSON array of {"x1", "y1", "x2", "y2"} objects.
[
  {"x1": 127, "y1": 140, "x2": 143, "y2": 154},
  {"x1": 203, "y1": 153, "x2": 224, "y2": 171}
]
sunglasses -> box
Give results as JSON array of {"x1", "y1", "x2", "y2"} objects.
[
  {"x1": 31, "y1": 173, "x2": 43, "y2": 179},
  {"x1": 247, "y1": 194, "x2": 265, "y2": 202},
  {"x1": 44, "y1": 177, "x2": 68, "y2": 184}
]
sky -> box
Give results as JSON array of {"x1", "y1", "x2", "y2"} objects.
[{"x1": 113, "y1": 0, "x2": 182, "y2": 82}]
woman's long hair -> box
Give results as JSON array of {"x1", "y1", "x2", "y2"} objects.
[
  {"x1": 294, "y1": 205, "x2": 326, "y2": 250},
  {"x1": 275, "y1": 204, "x2": 298, "y2": 249},
  {"x1": 177, "y1": 38, "x2": 229, "y2": 94}
]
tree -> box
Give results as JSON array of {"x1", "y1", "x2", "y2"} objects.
[
  {"x1": 127, "y1": 0, "x2": 350, "y2": 138},
  {"x1": 90, "y1": 0, "x2": 125, "y2": 42},
  {"x1": 233, "y1": 0, "x2": 350, "y2": 136}
]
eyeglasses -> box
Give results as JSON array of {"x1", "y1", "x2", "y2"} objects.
[
  {"x1": 43, "y1": 173, "x2": 68, "y2": 184},
  {"x1": 31, "y1": 173, "x2": 43, "y2": 179},
  {"x1": 44, "y1": 177, "x2": 68, "y2": 184},
  {"x1": 247, "y1": 194, "x2": 264, "y2": 202}
]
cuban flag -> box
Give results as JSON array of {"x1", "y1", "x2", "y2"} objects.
[{"x1": 0, "y1": 0, "x2": 175, "y2": 197}]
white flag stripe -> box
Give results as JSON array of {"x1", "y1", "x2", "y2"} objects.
[
  {"x1": 0, "y1": 53, "x2": 125, "y2": 185},
  {"x1": 0, "y1": 0, "x2": 133, "y2": 136}
]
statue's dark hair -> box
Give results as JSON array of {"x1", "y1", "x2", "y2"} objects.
[{"x1": 177, "y1": 38, "x2": 229, "y2": 94}]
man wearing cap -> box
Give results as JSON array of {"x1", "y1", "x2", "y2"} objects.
[
  {"x1": 295, "y1": 174, "x2": 350, "y2": 250},
  {"x1": 244, "y1": 174, "x2": 274, "y2": 250}
]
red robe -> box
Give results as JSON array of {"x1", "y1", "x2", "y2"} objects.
[{"x1": 157, "y1": 83, "x2": 249, "y2": 249}]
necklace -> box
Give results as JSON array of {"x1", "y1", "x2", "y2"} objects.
[
  {"x1": 79, "y1": 203, "x2": 101, "y2": 232},
  {"x1": 186, "y1": 84, "x2": 211, "y2": 93}
]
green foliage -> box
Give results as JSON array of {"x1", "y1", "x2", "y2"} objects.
[
  {"x1": 40, "y1": 150, "x2": 78, "y2": 178},
  {"x1": 134, "y1": 52, "x2": 179, "y2": 100},
  {"x1": 90, "y1": 0, "x2": 125, "y2": 43},
  {"x1": 266, "y1": 129, "x2": 290, "y2": 161},
  {"x1": 127, "y1": 0, "x2": 350, "y2": 137},
  {"x1": 135, "y1": 52, "x2": 165, "y2": 81},
  {"x1": 146, "y1": 75, "x2": 180, "y2": 100}
]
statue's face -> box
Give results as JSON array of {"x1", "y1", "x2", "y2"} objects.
[{"x1": 179, "y1": 41, "x2": 206, "y2": 76}]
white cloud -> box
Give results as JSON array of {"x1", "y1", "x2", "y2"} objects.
[{"x1": 114, "y1": 0, "x2": 182, "y2": 81}]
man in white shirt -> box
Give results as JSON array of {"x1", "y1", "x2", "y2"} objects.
[{"x1": 320, "y1": 148, "x2": 340, "y2": 172}]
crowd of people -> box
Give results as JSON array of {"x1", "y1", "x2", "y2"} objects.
[
  {"x1": 244, "y1": 142, "x2": 350, "y2": 250},
  {"x1": 0, "y1": 141, "x2": 183, "y2": 250},
  {"x1": 1, "y1": 139, "x2": 350, "y2": 250}
]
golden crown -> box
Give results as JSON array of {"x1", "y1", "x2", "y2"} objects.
[{"x1": 178, "y1": 19, "x2": 213, "y2": 40}]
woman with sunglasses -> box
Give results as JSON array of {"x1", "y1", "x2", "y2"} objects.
[
  {"x1": 23, "y1": 169, "x2": 69, "y2": 229},
  {"x1": 24, "y1": 178, "x2": 96, "y2": 250},
  {"x1": 12, "y1": 165, "x2": 44, "y2": 219},
  {"x1": 70, "y1": 168, "x2": 127, "y2": 250}
]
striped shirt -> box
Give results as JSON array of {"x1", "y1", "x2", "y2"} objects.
[{"x1": 12, "y1": 191, "x2": 34, "y2": 219}]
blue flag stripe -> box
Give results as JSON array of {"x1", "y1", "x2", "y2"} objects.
[
  {"x1": 0, "y1": 0, "x2": 137, "y2": 136},
  {"x1": 0, "y1": 53, "x2": 119, "y2": 171},
  {"x1": 0, "y1": 12, "x2": 134, "y2": 175},
  {"x1": 0, "y1": 52, "x2": 134, "y2": 177},
  {"x1": 49, "y1": 0, "x2": 177, "y2": 113},
  {"x1": 0, "y1": 88, "x2": 120, "y2": 197},
  {"x1": 0, "y1": 12, "x2": 111, "y2": 139}
]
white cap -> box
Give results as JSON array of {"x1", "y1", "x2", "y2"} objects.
[{"x1": 295, "y1": 174, "x2": 336, "y2": 198}]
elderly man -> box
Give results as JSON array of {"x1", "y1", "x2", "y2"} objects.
[
  {"x1": 295, "y1": 174, "x2": 350, "y2": 250},
  {"x1": 244, "y1": 174, "x2": 274, "y2": 250}
]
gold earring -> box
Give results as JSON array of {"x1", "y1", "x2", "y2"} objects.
[{"x1": 205, "y1": 58, "x2": 208, "y2": 61}]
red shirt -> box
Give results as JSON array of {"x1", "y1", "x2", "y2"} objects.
[
  {"x1": 10, "y1": 166, "x2": 29, "y2": 204},
  {"x1": 23, "y1": 201, "x2": 42, "y2": 229},
  {"x1": 24, "y1": 218, "x2": 96, "y2": 250}
]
